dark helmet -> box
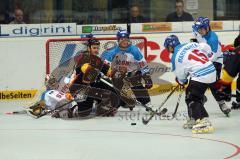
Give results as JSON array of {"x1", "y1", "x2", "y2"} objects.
[
  {"x1": 234, "y1": 35, "x2": 240, "y2": 47},
  {"x1": 87, "y1": 38, "x2": 100, "y2": 47}
]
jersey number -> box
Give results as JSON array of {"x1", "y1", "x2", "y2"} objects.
[
  {"x1": 188, "y1": 49, "x2": 208, "y2": 64},
  {"x1": 56, "y1": 92, "x2": 64, "y2": 98}
]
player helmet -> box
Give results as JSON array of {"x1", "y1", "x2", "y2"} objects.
[
  {"x1": 116, "y1": 29, "x2": 130, "y2": 40},
  {"x1": 81, "y1": 33, "x2": 94, "y2": 38},
  {"x1": 192, "y1": 16, "x2": 210, "y2": 31},
  {"x1": 164, "y1": 35, "x2": 180, "y2": 49},
  {"x1": 87, "y1": 38, "x2": 100, "y2": 47}
]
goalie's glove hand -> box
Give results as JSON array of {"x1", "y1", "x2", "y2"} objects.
[
  {"x1": 176, "y1": 78, "x2": 188, "y2": 87},
  {"x1": 142, "y1": 73, "x2": 153, "y2": 89},
  {"x1": 65, "y1": 93, "x2": 74, "y2": 101}
]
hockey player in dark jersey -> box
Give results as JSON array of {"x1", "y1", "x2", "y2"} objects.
[
  {"x1": 216, "y1": 35, "x2": 240, "y2": 109},
  {"x1": 54, "y1": 38, "x2": 120, "y2": 118}
]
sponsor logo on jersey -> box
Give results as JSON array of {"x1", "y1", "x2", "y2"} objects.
[{"x1": 0, "y1": 90, "x2": 38, "y2": 100}]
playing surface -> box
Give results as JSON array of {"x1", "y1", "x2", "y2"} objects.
[{"x1": 0, "y1": 93, "x2": 240, "y2": 159}]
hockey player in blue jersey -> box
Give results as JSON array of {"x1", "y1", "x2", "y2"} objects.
[
  {"x1": 192, "y1": 16, "x2": 231, "y2": 116},
  {"x1": 101, "y1": 29, "x2": 153, "y2": 110},
  {"x1": 164, "y1": 35, "x2": 215, "y2": 133}
]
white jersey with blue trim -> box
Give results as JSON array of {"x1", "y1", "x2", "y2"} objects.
[
  {"x1": 101, "y1": 44, "x2": 149, "y2": 75},
  {"x1": 172, "y1": 42, "x2": 216, "y2": 84},
  {"x1": 193, "y1": 30, "x2": 223, "y2": 64},
  {"x1": 41, "y1": 90, "x2": 72, "y2": 110}
]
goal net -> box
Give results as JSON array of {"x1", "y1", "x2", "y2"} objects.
[{"x1": 46, "y1": 37, "x2": 147, "y2": 75}]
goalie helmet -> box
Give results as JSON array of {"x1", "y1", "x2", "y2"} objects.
[
  {"x1": 87, "y1": 38, "x2": 100, "y2": 47},
  {"x1": 192, "y1": 16, "x2": 210, "y2": 31},
  {"x1": 164, "y1": 35, "x2": 180, "y2": 49},
  {"x1": 116, "y1": 29, "x2": 130, "y2": 40}
]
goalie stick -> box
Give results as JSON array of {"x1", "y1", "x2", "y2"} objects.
[{"x1": 142, "y1": 85, "x2": 179, "y2": 125}]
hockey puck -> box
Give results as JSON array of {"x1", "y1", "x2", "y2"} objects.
[{"x1": 131, "y1": 123, "x2": 136, "y2": 125}]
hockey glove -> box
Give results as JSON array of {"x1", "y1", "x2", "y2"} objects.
[
  {"x1": 190, "y1": 38, "x2": 198, "y2": 43},
  {"x1": 215, "y1": 80, "x2": 232, "y2": 101},
  {"x1": 175, "y1": 78, "x2": 188, "y2": 87},
  {"x1": 142, "y1": 73, "x2": 153, "y2": 89}
]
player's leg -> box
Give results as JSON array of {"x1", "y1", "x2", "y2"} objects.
[
  {"x1": 185, "y1": 80, "x2": 214, "y2": 133},
  {"x1": 87, "y1": 85, "x2": 119, "y2": 116},
  {"x1": 232, "y1": 74, "x2": 240, "y2": 109},
  {"x1": 127, "y1": 74, "x2": 151, "y2": 109},
  {"x1": 209, "y1": 62, "x2": 231, "y2": 116}
]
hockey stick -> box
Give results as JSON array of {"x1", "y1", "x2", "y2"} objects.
[
  {"x1": 167, "y1": 87, "x2": 184, "y2": 119},
  {"x1": 142, "y1": 85, "x2": 179, "y2": 125},
  {"x1": 5, "y1": 109, "x2": 27, "y2": 115}
]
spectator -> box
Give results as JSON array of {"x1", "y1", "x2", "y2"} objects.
[
  {"x1": 9, "y1": 9, "x2": 25, "y2": 24},
  {"x1": 0, "y1": 12, "x2": 5, "y2": 24},
  {"x1": 126, "y1": 4, "x2": 149, "y2": 23},
  {"x1": 165, "y1": 0, "x2": 194, "y2": 22}
]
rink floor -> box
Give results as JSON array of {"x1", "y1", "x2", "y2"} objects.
[{"x1": 0, "y1": 93, "x2": 240, "y2": 159}]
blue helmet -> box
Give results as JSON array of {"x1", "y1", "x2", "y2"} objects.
[
  {"x1": 81, "y1": 33, "x2": 94, "y2": 38},
  {"x1": 164, "y1": 35, "x2": 180, "y2": 49},
  {"x1": 192, "y1": 16, "x2": 210, "y2": 31},
  {"x1": 116, "y1": 29, "x2": 130, "y2": 40}
]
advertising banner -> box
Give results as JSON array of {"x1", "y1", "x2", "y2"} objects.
[
  {"x1": 77, "y1": 24, "x2": 127, "y2": 35},
  {"x1": 0, "y1": 23, "x2": 76, "y2": 37}
]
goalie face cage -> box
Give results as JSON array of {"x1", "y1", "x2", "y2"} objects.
[{"x1": 46, "y1": 37, "x2": 147, "y2": 75}]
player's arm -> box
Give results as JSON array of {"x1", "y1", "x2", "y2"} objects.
[{"x1": 131, "y1": 46, "x2": 153, "y2": 89}]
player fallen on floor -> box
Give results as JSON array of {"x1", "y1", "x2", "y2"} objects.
[
  {"x1": 164, "y1": 35, "x2": 220, "y2": 133},
  {"x1": 101, "y1": 29, "x2": 156, "y2": 113},
  {"x1": 191, "y1": 16, "x2": 231, "y2": 116},
  {"x1": 26, "y1": 38, "x2": 120, "y2": 119},
  {"x1": 215, "y1": 34, "x2": 240, "y2": 109}
]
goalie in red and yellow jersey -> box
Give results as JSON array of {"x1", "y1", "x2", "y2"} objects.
[{"x1": 68, "y1": 37, "x2": 120, "y2": 117}]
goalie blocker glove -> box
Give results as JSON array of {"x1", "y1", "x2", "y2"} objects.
[{"x1": 142, "y1": 72, "x2": 153, "y2": 89}]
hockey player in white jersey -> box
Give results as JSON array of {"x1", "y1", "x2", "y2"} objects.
[
  {"x1": 164, "y1": 35, "x2": 215, "y2": 133},
  {"x1": 101, "y1": 29, "x2": 153, "y2": 110},
  {"x1": 192, "y1": 16, "x2": 231, "y2": 116},
  {"x1": 26, "y1": 76, "x2": 83, "y2": 118}
]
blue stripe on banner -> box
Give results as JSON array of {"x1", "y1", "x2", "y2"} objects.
[{"x1": 59, "y1": 44, "x2": 76, "y2": 65}]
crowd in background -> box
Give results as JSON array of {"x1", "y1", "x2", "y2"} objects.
[{"x1": 0, "y1": 0, "x2": 239, "y2": 24}]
